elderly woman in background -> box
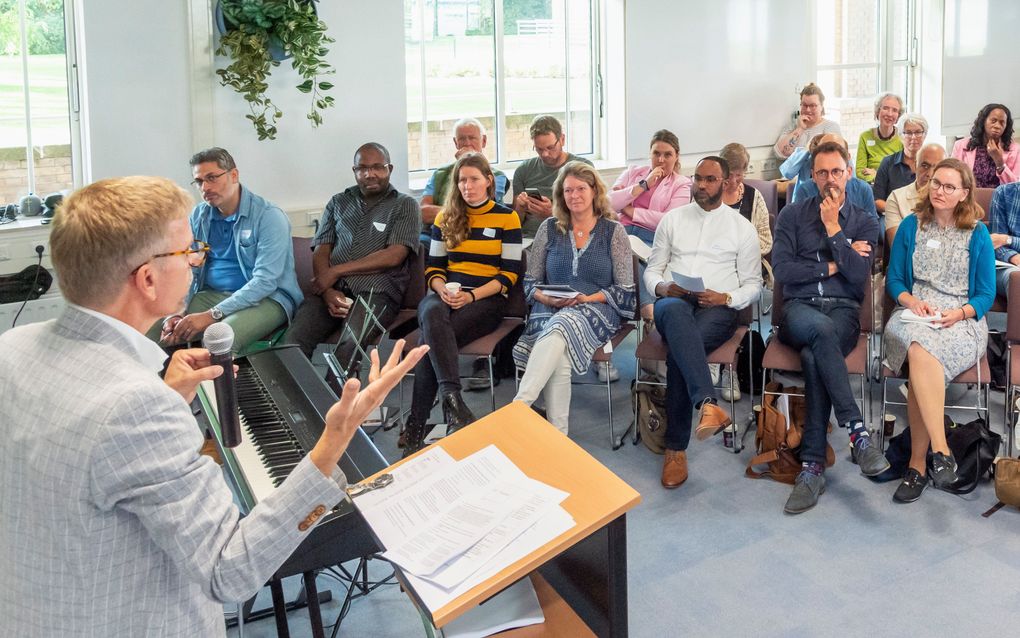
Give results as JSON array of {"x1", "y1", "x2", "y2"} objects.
[
  {"x1": 513, "y1": 162, "x2": 635, "y2": 434},
  {"x1": 774, "y1": 83, "x2": 842, "y2": 159},
  {"x1": 884, "y1": 158, "x2": 994, "y2": 502},
  {"x1": 873, "y1": 113, "x2": 928, "y2": 212},
  {"x1": 402, "y1": 153, "x2": 523, "y2": 457},
  {"x1": 856, "y1": 93, "x2": 904, "y2": 183},
  {"x1": 719, "y1": 143, "x2": 772, "y2": 256},
  {"x1": 951, "y1": 103, "x2": 1019, "y2": 187}
]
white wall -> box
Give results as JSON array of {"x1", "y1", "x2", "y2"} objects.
[{"x1": 76, "y1": 1, "x2": 409, "y2": 217}]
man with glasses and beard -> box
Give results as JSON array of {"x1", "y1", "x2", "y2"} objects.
[
  {"x1": 644, "y1": 157, "x2": 762, "y2": 490},
  {"x1": 285, "y1": 143, "x2": 421, "y2": 381},
  {"x1": 155, "y1": 147, "x2": 303, "y2": 354},
  {"x1": 772, "y1": 141, "x2": 886, "y2": 515}
]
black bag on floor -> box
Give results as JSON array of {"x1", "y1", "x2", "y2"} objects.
[
  {"x1": 736, "y1": 329, "x2": 765, "y2": 394},
  {"x1": 943, "y1": 417, "x2": 1001, "y2": 494},
  {"x1": 0, "y1": 265, "x2": 52, "y2": 304}
]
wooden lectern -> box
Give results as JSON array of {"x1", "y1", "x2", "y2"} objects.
[{"x1": 363, "y1": 402, "x2": 642, "y2": 637}]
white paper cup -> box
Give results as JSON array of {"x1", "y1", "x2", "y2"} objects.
[{"x1": 445, "y1": 282, "x2": 462, "y2": 294}]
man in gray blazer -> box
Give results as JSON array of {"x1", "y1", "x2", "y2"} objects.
[{"x1": 0, "y1": 176, "x2": 427, "y2": 636}]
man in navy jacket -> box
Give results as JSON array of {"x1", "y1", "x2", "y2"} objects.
[{"x1": 772, "y1": 141, "x2": 888, "y2": 514}]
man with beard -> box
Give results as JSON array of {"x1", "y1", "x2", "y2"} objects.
[
  {"x1": 156, "y1": 147, "x2": 303, "y2": 354},
  {"x1": 772, "y1": 141, "x2": 886, "y2": 514},
  {"x1": 643, "y1": 156, "x2": 762, "y2": 489}
]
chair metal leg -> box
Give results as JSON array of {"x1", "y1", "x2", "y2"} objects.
[
  {"x1": 606, "y1": 361, "x2": 618, "y2": 449},
  {"x1": 487, "y1": 356, "x2": 496, "y2": 413}
]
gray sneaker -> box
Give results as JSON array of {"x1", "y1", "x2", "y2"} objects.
[
  {"x1": 851, "y1": 437, "x2": 891, "y2": 476},
  {"x1": 930, "y1": 452, "x2": 959, "y2": 489},
  {"x1": 784, "y1": 471, "x2": 826, "y2": 514}
]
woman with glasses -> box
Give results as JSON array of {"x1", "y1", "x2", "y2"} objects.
[
  {"x1": 951, "y1": 103, "x2": 1019, "y2": 188},
  {"x1": 855, "y1": 93, "x2": 904, "y2": 184},
  {"x1": 873, "y1": 113, "x2": 928, "y2": 213},
  {"x1": 401, "y1": 152, "x2": 523, "y2": 457},
  {"x1": 512, "y1": 162, "x2": 635, "y2": 434},
  {"x1": 773, "y1": 83, "x2": 842, "y2": 159},
  {"x1": 609, "y1": 129, "x2": 691, "y2": 325},
  {"x1": 884, "y1": 158, "x2": 995, "y2": 502}
]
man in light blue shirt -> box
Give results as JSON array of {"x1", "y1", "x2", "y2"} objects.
[
  {"x1": 780, "y1": 133, "x2": 878, "y2": 217},
  {"x1": 155, "y1": 147, "x2": 302, "y2": 354}
]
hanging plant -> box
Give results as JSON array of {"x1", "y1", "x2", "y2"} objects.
[{"x1": 214, "y1": 0, "x2": 336, "y2": 140}]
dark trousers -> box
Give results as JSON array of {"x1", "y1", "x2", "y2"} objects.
[
  {"x1": 654, "y1": 297, "x2": 737, "y2": 451},
  {"x1": 284, "y1": 290, "x2": 398, "y2": 376},
  {"x1": 410, "y1": 293, "x2": 506, "y2": 420},
  {"x1": 778, "y1": 297, "x2": 862, "y2": 465}
]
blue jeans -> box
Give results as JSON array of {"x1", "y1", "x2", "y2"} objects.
[
  {"x1": 778, "y1": 297, "x2": 862, "y2": 465},
  {"x1": 626, "y1": 225, "x2": 655, "y2": 309},
  {"x1": 654, "y1": 296, "x2": 737, "y2": 450},
  {"x1": 997, "y1": 263, "x2": 1019, "y2": 297}
]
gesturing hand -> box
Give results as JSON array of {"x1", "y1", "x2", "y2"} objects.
[
  {"x1": 310, "y1": 341, "x2": 430, "y2": 477},
  {"x1": 163, "y1": 348, "x2": 232, "y2": 403}
]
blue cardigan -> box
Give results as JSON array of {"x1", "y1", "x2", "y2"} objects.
[{"x1": 886, "y1": 214, "x2": 996, "y2": 319}]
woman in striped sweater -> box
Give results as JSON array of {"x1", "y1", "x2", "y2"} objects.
[{"x1": 403, "y1": 153, "x2": 523, "y2": 457}]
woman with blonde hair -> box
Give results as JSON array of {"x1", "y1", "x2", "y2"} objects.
[
  {"x1": 402, "y1": 152, "x2": 523, "y2": 456},
  {"x1": 512, "y1": 161, "x2": 635, "y2": 433},
  {"x1": 884, "y1": 158, "x2": 995, "y2": 502}
]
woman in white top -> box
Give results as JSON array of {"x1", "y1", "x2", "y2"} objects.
[{"x1": 773, "y1": 83, "x2": 842, "y2": 159}]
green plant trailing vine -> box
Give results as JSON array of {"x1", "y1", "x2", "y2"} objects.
[{"x1": 215, "y1": 0, "x2": 336, "y2": 140}]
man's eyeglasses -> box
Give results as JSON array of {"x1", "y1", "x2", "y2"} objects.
[
  {"x1": 353, "y1": 164, "x2": 390, "y2": 175},
  {"x1": 929, "y1": 178, "x2": 962, "y2": 195},
  {"x1": 693, "y1": 175, "x2": 723, "y2": 184},
  {"x1": 131, "y1": 241, "x2": 210, "y2": 274},
  {"x1": 813, "y1": 168, "x2": 845, "y2": 180},
  {"x1": 191, "y1": 171, "x2": 228, "y2": 188}
]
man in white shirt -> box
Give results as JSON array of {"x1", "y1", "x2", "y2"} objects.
[
  {"x1": 884, "y1": 143, "x2": 946, "y2": 245},
  {"x1": 644, "y1": 157, "x2": 762, "y2": 489}
]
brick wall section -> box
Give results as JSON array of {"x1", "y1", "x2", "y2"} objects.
[{"x1": 0, "y1": 146, "x2": 73, "y2": 205}]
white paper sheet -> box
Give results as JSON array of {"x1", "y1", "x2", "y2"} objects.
[
  {"x1": 351, "y1": 446, "x2": 455, "y2": 509},
  {"x1": 671, "y1": 271, "x2": 705, "y2": 292},
  {"x1": 440, "y1": 577, "x2": 545, "y2": 638}
]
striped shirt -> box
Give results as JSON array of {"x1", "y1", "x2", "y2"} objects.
[
  {"x1": 428, "y1": 200, "x2": 523, "y2": 293},
  {"x1": 314, "y1": 185, "x2": 421, "y2": 304}
]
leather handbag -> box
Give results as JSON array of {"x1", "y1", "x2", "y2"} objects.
[{"x1": 994, "y1": 457, "x2": 1020, "y2": 508}]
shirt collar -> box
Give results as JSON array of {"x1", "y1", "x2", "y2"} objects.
[{"x1": 70, "y1": 304, "x2": 168, "y2": 372}]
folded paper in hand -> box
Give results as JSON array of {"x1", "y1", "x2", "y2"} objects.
[
  {"x1": 537, "y1": 284, "x2": 580, "y2": 299},
  {"x1": 671, "y1": 271, "x2": 705, "y2": 293},
  {"x1": 900, "y1": 308, "x2": 943, "y2": 329}
]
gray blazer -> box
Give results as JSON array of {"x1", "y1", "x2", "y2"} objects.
[{"x1": 0, "y1": 307, "x2": 347, "y2": 636}]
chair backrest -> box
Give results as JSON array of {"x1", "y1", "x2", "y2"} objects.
[
  {"x1": 400, "y1": 249, "x2": 427, "y2": 310},
  {"x1": 975, "y1": 187, "x2": 995, "y2": 222},
  {"x1": 745, "y1": 178, "x2": 779, "y2": 222},
  {"x1": 1007, "y1": 269, "x2": 1020, "y2": 342},
  {"x1": 292, "y1": 236, "x2": 315, "y2": 298},
  {"x1": 772, "y1": 275, "x2": 873, "y2": 332}
]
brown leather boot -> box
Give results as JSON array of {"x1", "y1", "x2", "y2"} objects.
[
  {"x1": 694, "y1": 401, "x2": 732, "y2": 441},
  {"x1": 661, "y1": 449, "x2": 688, "y2": 488}
]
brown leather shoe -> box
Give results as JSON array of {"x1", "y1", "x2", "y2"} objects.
[
  {"x1": 661, "y1": 449, "x2": 688, "y2": 488},
  {"x1": 694, "y1": 401, "x2": 732, "y2": 441}
]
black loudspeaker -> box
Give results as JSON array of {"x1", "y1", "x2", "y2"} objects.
[{"x1": 42, "y1": 193, "x2": 63, "y2": 218}]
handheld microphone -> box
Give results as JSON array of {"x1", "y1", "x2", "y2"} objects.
[{"x1": 202, "y1": 322, "x2": 241, "y2": 448}]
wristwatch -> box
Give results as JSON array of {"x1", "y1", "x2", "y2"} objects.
[
  {"x1": 210, "y1": 306, "x2": 224, "y2": 321},
  {"x1": 724, "y1": 293, "x2": 733, "y2": 307},
  {"x1": 638, "y1": 179, "x2": 649, "y2": 191}
]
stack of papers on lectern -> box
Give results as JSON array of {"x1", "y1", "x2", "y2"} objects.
[
  {"x1": 353, "y1": 445, "x2": 574, "y2": 612},
  {"x1": 900, "y1": 308, "x2": 943, "y2": 329}
]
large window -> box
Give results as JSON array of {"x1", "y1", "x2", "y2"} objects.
[
  {"x1": 814, "y1": 0, "x2": 914, "y2": 146},
  {"x1": 0, "y1": 0, "x2": 77, "y2": 209},
  {"x1": 405, "y1": 0, "x2": 597, "y2": 172}
]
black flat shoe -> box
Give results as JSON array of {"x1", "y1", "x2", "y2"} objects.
[{"x1": 893, "y1": 468, "x2": 928, "y2": 503}]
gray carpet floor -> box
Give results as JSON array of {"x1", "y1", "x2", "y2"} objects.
[{"x1": 229, "y1": 319, "x2": 1020, "y2": 637}]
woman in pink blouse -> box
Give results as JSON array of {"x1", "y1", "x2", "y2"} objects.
[
  {"x1": 951, "y1": 103, "x2": 1018, "y2": 188},
  {"x1": 610, "y1": 129, "x2": 692, "y2": 246}
]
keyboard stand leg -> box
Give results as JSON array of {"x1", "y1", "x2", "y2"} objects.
[{"x1": 269, "y1": 577, "x2": 291, "y2": 638}]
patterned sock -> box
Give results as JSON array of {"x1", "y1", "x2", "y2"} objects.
[
  {"x1": 801, "y1": 461, "x2": 825, "y2": 477},
  {"x1": 847, "y1": 420, "x2": 870, "y2": 448}
]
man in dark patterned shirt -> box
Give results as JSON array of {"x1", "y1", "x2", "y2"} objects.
[{"x1": 285, "y1": 143, "x2": 421, "y2": 378}]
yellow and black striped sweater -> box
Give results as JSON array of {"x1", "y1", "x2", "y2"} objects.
[{"x1": 427, "y1": 200, "x2": 523, "y2": 294}]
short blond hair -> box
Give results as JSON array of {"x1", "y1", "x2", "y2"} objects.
[{"x1": 51, "y1": 176, "x2": 192, "y2": 306}]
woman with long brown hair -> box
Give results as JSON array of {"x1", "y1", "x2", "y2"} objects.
[
  {"x1": 884, "y1": 158, "x2": 995, "y2": 502},
  {"x1": 402, "y1": 152, "x2": 523, "y2": 456}
]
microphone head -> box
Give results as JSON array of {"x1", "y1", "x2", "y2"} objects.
[{"x1": 202, "y1": 322, "x2": 234, "y2": 355}]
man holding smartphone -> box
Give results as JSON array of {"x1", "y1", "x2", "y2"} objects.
[{"x1": 512, "y1": 115, "x2": 593, "y2": 238}]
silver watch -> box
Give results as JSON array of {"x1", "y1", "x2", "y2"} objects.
[{"x1": 209, "y1": 306, "x2": 224, "y2": 321}]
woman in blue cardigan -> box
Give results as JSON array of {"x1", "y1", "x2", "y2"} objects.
[{"x1": 885, "y1": 158, "x2": 995, "y2": 503}]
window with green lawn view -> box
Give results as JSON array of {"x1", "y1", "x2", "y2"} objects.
[
  {"x1": 405, "y1": 0, "x2": 597, "y2": 172},
  {"x1": 0, "y1": 0, "x2": 76, "y2": 211}
]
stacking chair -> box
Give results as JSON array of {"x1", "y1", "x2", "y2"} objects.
[
  {"x1": 632, "y1": 304, "x2": 754, "y2": 453},
  {"x1": 876, "y1": 287, "x2": 991, "y2": 449},
  {"x1": 760, "y1": 279, "x2": 874, "y2": 436}
]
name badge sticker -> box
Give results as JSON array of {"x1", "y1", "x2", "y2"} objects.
[
  {"x1": 866, "y1": 139, "x2": 876, "y2": 146},
  {"x1": 926, "y1": 239, "x2": 941, "y2": 249},
  {"x1": 373, "y1": 222, "x2": 386, "y2": 232},
  {"x1": 482, "y1": 227, "x2": 497, "y2": 238}
]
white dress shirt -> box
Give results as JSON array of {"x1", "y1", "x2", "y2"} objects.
[{"x1": 644, "y1": 200, "x2": 763, "y2": 309}]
